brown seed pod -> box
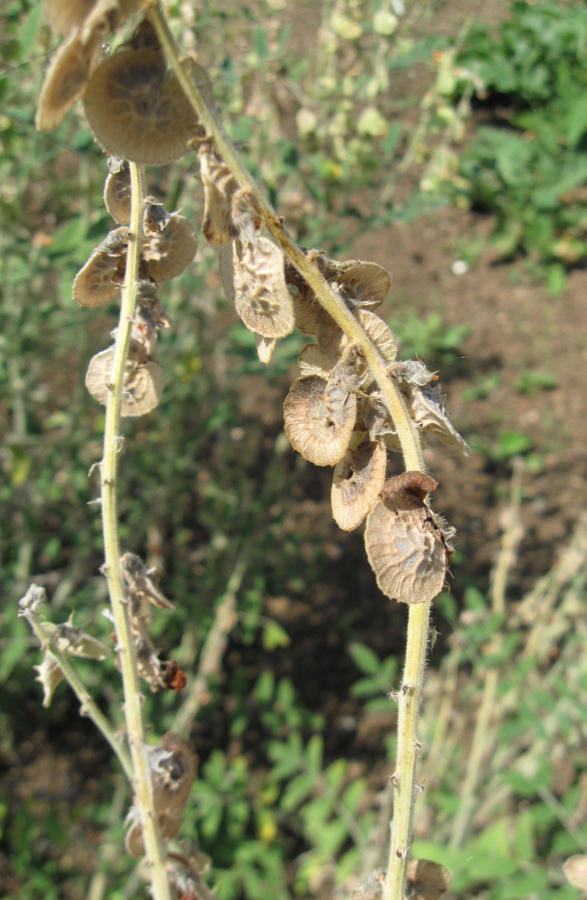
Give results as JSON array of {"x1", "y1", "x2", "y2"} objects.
[
  {"x1": 198, "y1": 140, "x2": 240, "y2": 245},
  {"x1": 356, "y1": 309, "x2": 397, "y2": 364},
  {"x1": 394, "y1": 360, "x2": 470, "y2": 454},
  {"x1": 136, "y1": 281, "x2": 172, "y2": 329},
  {"x1": 318, "y1": 256, "x2": 392, "y2": 310},
  {"x1": 36, "y1": 29, "x2": 102, "y2": 131},
  {"x1": 364, "y1": 472, "x2": 449, "y2": 604},
  {"x1": 284, "y1": 374, "x2": 357, "y2": 466},
  {"x1": 83, "y1": 48, "x2": 200, "y2": 165},
  {"x1": 331, "y1": 437, "x2": 387, "y2": 531},
  {"x1": 104, "y1": 158, "x2": 131, "y2": 223},
  {"x1": 85, "y1": 347, "x2": 164, "y2": 416},
  {"x1": 406, "y1": 858, "x2": 451, "y2": 900},
  {"x1": 222, "y1": 238, "x2": 295, "y2": 339},
  {"x1": 80, "y1": 0, "x2": 148, "y2": 42},
  {"x1": 43, "y1": 0, "x2": 97, "y2": 33},
  {"x1": 298, "y1": 343, "x2": 334, "y2": 378},
  {"x1": 142, "y1": 214, "x2": 198, "y2": 283},
  {"x1": 73, "y1": 226, "x2": 128, "y2": 307}
]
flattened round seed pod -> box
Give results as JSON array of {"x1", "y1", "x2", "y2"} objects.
[
  {"x1": 73, "y1": 226, "x2": 128, "y2": 307},
  {"x1": 232, "y1": 238, "x2": 295, "y2": 339},
  {"x1": 284, "y1": 375, "x2": 357, "y2": 466},
  {"x1": 36, "y1": 29, "x2": 102, "y2": 131},
  {"x1": 142, "y1": 197, "x2": 171, "y2": 233},
  {"x1": 356, "y1": 310, "x2": 397, "y2": 364},
  {"x1": 142, "y1": 214, "x2": 198, "y2": 282},
  {"x1": 80, "y1": 0, "x2": 148, "y2": 42},
  {"x1": 198, "y1": 140, "x2": 240, "y2": 245},
  {"x1": 104, "y1": 159, "x2": 131, "y2": 223},
  {"x1": 406, "y1": 859, "x2": 451, "y2": 900},
  {"x1": 364, "y1": 472, "x2": 448, "y2": 604},
  {"x1": 332, "y1": 438, "x2": 387, "y2": 531},
  {"x1": 43, "y1": 0, "x2": 96, "y2": 33},
  {"x1": 298, "y1": 343, "x2": 334, "y2": 378},
  {"x1": 83, "y1": 49, "x2": 199, "y2": 164},
  {"x1": 85, "y1": 347, "x2": 164, "y2": 416},
  {"x1": 292, "y1": 291, "x2": 320, "y2": 335},
  {"x1": 318, "y1": 257, "x2": 391, "y2": 310},
  {"x1": 136, "y1": 281, "x2": 172, "y2": 329}
]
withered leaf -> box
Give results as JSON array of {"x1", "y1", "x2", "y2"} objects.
[
  {"x1": 364, "y1": 472, "x2": 450, "y2": 604},
  {"x1": 255, "y1": 334, "x2": 277, "y2": 365}
]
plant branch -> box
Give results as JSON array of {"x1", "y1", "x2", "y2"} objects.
[{"x1": 100, "y1": 160, "x2": 172, "y2": 900}]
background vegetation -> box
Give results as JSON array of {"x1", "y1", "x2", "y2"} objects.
[{"x1": 2, "y1": 1, "x2": 587, "y2": 898}]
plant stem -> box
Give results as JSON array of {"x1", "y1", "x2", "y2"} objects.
[
  {"x1": 146, "y1": 5, "x2": 434, "y2": 892},
  {"x1": 100, "y1": 161, "x2": 172, "y2": 900}
]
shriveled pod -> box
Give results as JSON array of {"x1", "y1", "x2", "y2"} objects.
[
  {"x1": 284, "y1": 374, "x2": 357, "y2": 466},
  {"x1": 83, "y1": 48, "x2": 200, "y2": 165},
  {"x1": 406, "y1": 859, "x2": 451, "y2": 900},
  {"x1": 104, "y1": 158, "x2": 131, "y2": 223},
  {"x1": 73, "y1": 226, "x2": 128, "y2": 307},
  {"x1": 43, "y1": 0, "x2": 96, "y2": 33},
  {"x1": 222, "y1": 239, "x2": 295, "y2": 339},
  {"x1": 298, "y1": 343, "x2": 334, "y2": 378},
  {"x1": 364, "y1": 472, "x2": 450, "y2": 604},
  {"x1": 136, "y1": 281, "x2": 172, "y2": 329},
  {"x1": 318, "y1": 257, "x2": 391, "y2": 310},
  {"x1": 36, "y1": 29, "x2": 102, "y2": 131},
  {"x1": 142, "y1": 214, "x2": 198, "y2": 283},
  {"x1": 85, "y1": 347, "x2": 164, "y2": 416},
  {"x1": 142, "y1": 197, "x2": 171, "y2": 233},
  {"x1": 198, "y1": 140, "x2": 240, "y2": 245},
  {"x1": 332, "y1": 437, "x2": 387, "y2": 531}
]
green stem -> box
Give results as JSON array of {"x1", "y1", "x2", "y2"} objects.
[{"x1": 100, "y1": 161, "x2": 172, "y2": 900}]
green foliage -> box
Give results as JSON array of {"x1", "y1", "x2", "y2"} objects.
[
  {"x1": 444, "y1": 1, "x2": 587, "y2": 273},
  {"x1": 389, "y1": 312, "x2": 470, "y2": 368}
]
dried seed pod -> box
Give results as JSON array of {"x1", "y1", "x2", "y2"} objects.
[
  {"x1": 291, "y1": 290, "x2": 321, "y2": 335},
  {"x1": 136, "y1": 281, "x2": 172, "y2": 329},
  {"x1": 222, "y1": 239, "x2": 295, "y2": 339},
  {"x1": 406, "y1": 859, "x2": 451, "y2": 900},
  {"x1": 142, "y1": 214, "x2": 198, "y2": 283},
  {"x1": 356, "y1": 310, "x2": 397, "y2": 364},
  {"x1": 126, "y1": 734, "x2": 197, "y2": 858},
  {"x1": 34, "y1": 651, "x2": 64, "y2": 708},
  {"x1": 85, "y1": 347, "x2": 164, "y2": 416},
  {"x1": 104, "y1": 158, "x2": 131, "y2": 223},
  {"x1": 43, "y1": 0, "x2": 96, "y2": 33},
  {"x1": 198, "y1": 140, "x2": 240, "y2": 245},
  {"x1": 36, "y1": 29, "x2": 102, "y2": 131},
  {"x1": 121, "y1": 552, "x2": 175, "y2": 611},
  {"x1": 364, "y1": 472, "x2": 450, "y2": 604},
  {"x1": 73, "y1": 226, "x2": 128, "y2": 307},
  {"x1": 298, "y1": 343, "x2": 334, "y2": 378},
  {"x1": 332, "y1": 437, "x2": 387, "y2": 531},
  {"x1": 83, "y1": 48, "x2": 200, "y2": 164},
  {"x1": 284, "y1": 374, "x2": 357, "y2": 466},
  {"x1": 318, "y1": 256, "x2": 391, "y2": 310}
]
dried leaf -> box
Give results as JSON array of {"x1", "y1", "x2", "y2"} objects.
[
  {"x1": 332, "y1": 437, "x2": 387, "y2": 531},
  {"x1": 73, "y1": 227, "x2": 128, "y2": 307},
  {"x1": 406, "y1": 859, "x2": 451, "y2": 900},
  {"x1": 142, "y1": 213, "x2": 198, "y2": 282},
  {"x1": 198, "y1": 140, "x2": 240, "y2": 245},
  {"x1": 284, "y1": 374, "x2": 357, "y2": 466},
  {"x1": 85, "y1": 347, "x2": 164, "y2": 416},
  {"x1": 364, "y1": 472, "x2": 450, "y2": 604}
]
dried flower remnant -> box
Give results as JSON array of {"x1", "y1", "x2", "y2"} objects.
[
  {"x1": 198, "y1": 140, "x2": 240, "y2": 245},
  {"x1": 104, "y1": 157, "x2": 131, "y2": 223},
  {"x1": 83, "y1": 46, "x2": 201, "y2": 165},
  {"x1": 393, "y1": 360, "x2": 470, "y2": 454},
  {"x1": 364, "y1": 472, "x2": 452, "y2": 604},
  {"x1": 73, "y1": 227, "x2": 129, "y2": 307},
  {"x1": 85, "y1": 347, "x2": 164, "y2": 416},
  {"x1": 125, "y1": 734, "x2": 197, "y2": 858},
  {"x1": 284, "y1": 372, "x2": 357, "y2": 466},
  {"x1": 122, "y1": 552, "x2": 175, "y2": 611},
  {"x1": 332, "y1": 436, "x2": 387, "y2": 531},
  {"x1": 406, "y1": 858, "x2": 451, "y2": 900},
  {"x1": 136, "y1": 280, "x2": 172, "y2": 329},
  {"x1": 142, "y1": 213, "x2": 198, "y2": 283}
]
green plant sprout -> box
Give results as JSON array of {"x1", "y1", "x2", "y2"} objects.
[{"x1": 18, "y1": 2, "x2": 473, "y2": 899}]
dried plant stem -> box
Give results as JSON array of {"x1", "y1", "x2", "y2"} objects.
[
  {"x1": 23, "y1": 611, "x2": 133, "y2": 781},
  {"x1": 100, "y1": 161, "x2": 172, "y2": 900},
  {"x1": 146, "y1": 5, "x2": 431, "y2": 892}
]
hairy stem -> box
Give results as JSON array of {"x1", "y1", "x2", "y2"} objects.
[
  {"x1": 147, "y1": 4, "x2": 433, "y2": 892},
  {"x1": 100, "y1": 161, "x2": 171, "y2": 900}
]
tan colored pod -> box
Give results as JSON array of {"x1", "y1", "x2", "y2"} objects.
[
  {"x1": 283, "y1": 374, "x2": 357, "y2": 466},
  {"x1": 331, "y1": 437, "x2": 387, "y2": 531},
  {"x1": 198, "y1": 140, "x2": 240, "y2": 245},
  {"x1": 142, "y1": 214, "x2": 198, "y2": 282},
  {"x1": 73, "y1": 227, "x2": 128, "y2": 307},
  {"x1": 36, "y1": 29, "x2": 102, "y2": 131},
  {"x1": 364, "y1": 472, "x2": 449, "y2": 604},
  {"x1": 85, "y1": 347, "x2": 164, "y2": 416},
  {"x1": 318, "y1": 257, "x2": 391, "y2": 310},
  {"x1": 297, "y1": 343, "x2": 334, "y2": 378},
  {"x1": 43, "y1": 0, "x2": 96, "y2": 33},
  {"x1": 222, "y1": 238, "x2": 295, "y2": 339},
  {"x1": 406, "y1": 858, "x2": 451, "y2": 900},
  {"x1": 83, "y1": 48, "x2": 199, "y2": 164},
  {"x1": 104, "y1": 158, "x2": 131, "y2": 224}
]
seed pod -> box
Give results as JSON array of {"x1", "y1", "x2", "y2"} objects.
[
  {"x1": 36, "y1": 29, "x2": 102, "y2": 131},
  {"x1": 104, "y1": 158, "x2": 131, "y2": 223},
  {"x1": 364, "y1": 472, "x2": 450, "y2": 604},
  {"x1": 406, "y1": 859, "x2": 451, "y2": 900},
  {"x1": 80, "y1": 0, "x2": 148, "y2": 42},
  {"x1": 284, "y1": 374, "x2": 357, "y2": 466},
  {"x1": 255, "y1": 335, "x2": 277, "y2": 365},
  {"x1": 142, "y1": 213, "x2": 198, "y2": 283},
  {"x1": 43, "y1": 0, "x2": 96, "y2": 34},
  {"x1": 332, "y1": 437, "x2": 387, "y2": 531},
  {"x1": 136, "y1": 281, "x2": 172, "y2": 329},
  {"x1": 198, "y1": 140, "x2": 240, "y2": 245},
  {"x1": 298, "y1": 343, "x2": 334, "y2": 378},
  {"x1": 83, "y1": 48, "x2": 200, "y2": 165},
  {"x1": 394, "y1": 360, "x2": 469, "y2": 454},
  {"x1": 85, "y1": 347, "x2": 164, "y2": 416},
  {"x1": 318, "y1": 256, "x2": 391, "y2": 310},
  {"x1": 73, "y1": 227, "x2": 128, "y2": 307},
  {"x1": 222, "y1": 238, "x2": 295, "y2": 339},
  {"x1": 40, "y1": 615, "x2": 112, "y2": 660}
]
